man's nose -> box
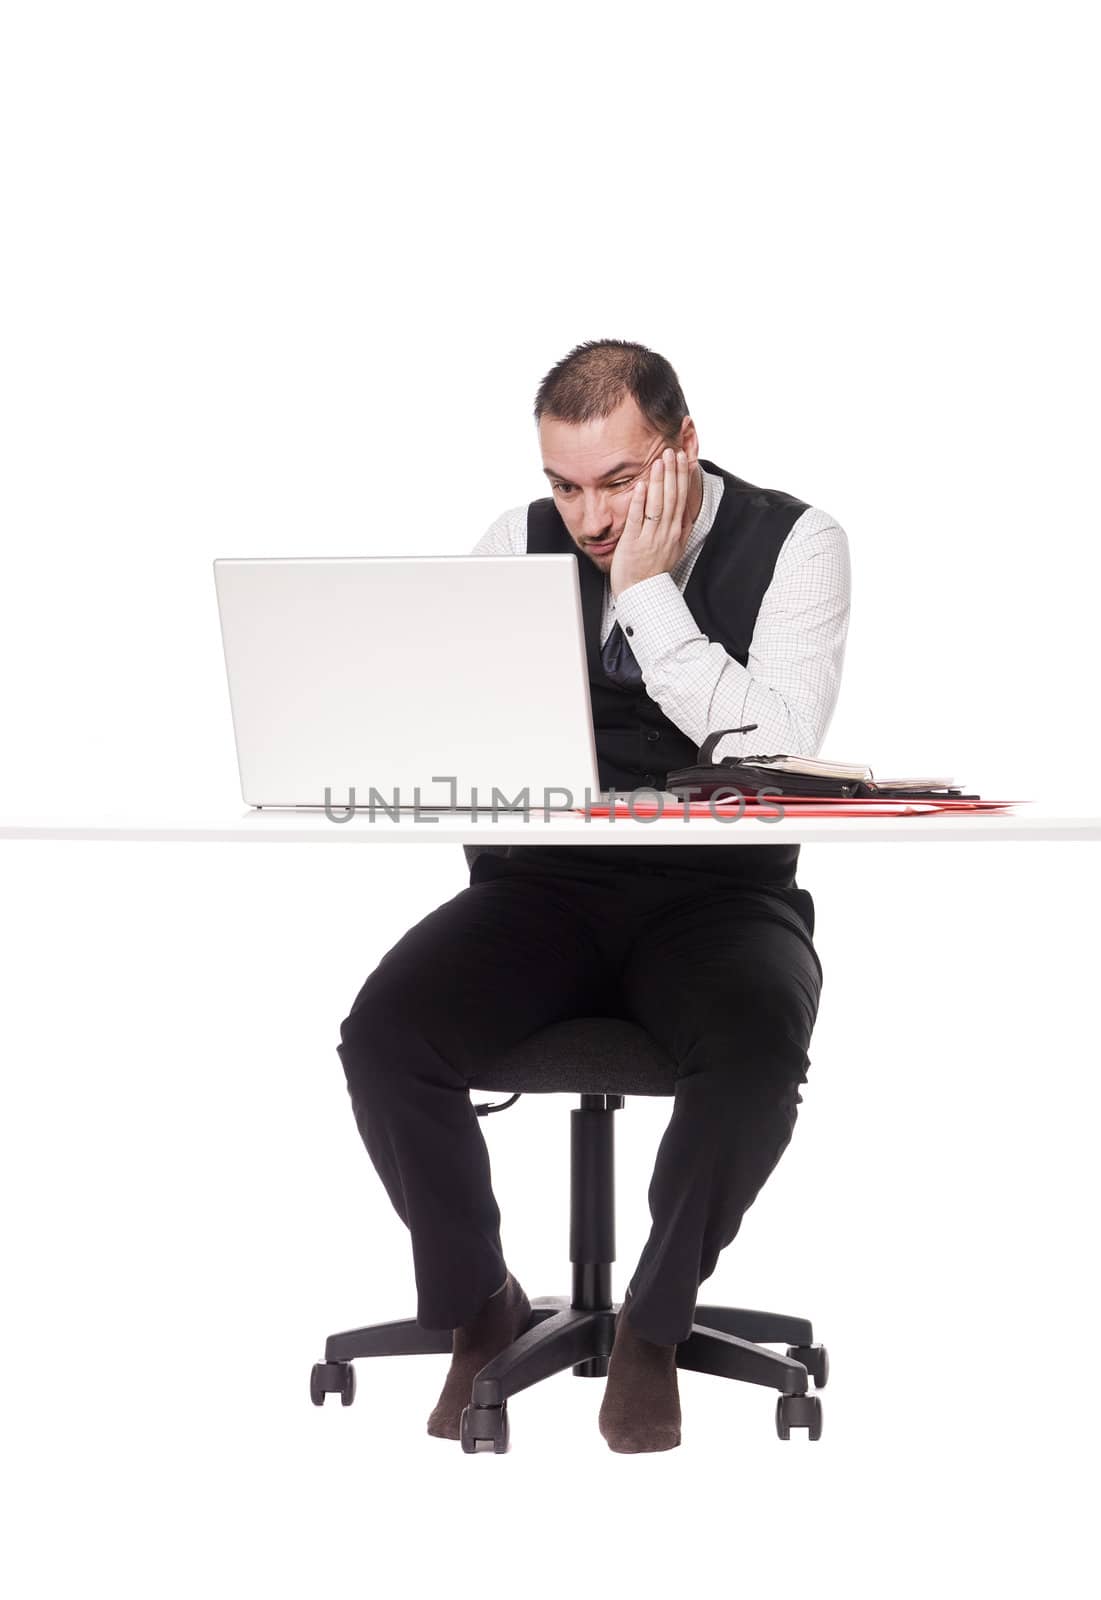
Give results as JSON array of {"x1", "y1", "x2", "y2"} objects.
[{"x1": 578, "y1": 491, "x2": 613, "y2": 538}]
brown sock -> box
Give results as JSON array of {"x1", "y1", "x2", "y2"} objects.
[
  {"x1": 598, "y1": 1287, "x2": 682, "y2": 1453},
  {"x1": 426, "y1": 1271, "x2": 532, "y2": 1440}
]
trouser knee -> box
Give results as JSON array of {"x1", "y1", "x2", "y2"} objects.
[{"x1": 335, "y1": 977, "x2": 409, "y2": 1087}]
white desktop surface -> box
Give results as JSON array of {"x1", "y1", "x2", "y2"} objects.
[{"x1": 1, "y1": 798, "x2": 1099, "y2": 844}]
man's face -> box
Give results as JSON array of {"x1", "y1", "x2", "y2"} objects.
[{"x1": 539, "y1": 394, "x2": 699, "y2": 572}]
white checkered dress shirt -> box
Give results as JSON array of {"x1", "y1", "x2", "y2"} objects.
[{"x1": 471, "y1": 464, "x2": 851, "y2": 762}]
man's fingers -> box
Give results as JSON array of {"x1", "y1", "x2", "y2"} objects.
[
  {"x1": 656, "y1": 450, "x2": 677, "y2": 539},
  {"x1": 625, "y1": 476, "x2": 646, "y2": 535},
  {"x1": 674, "y1": 449, "x2": 689, "y2": 528},
  {"x1": 644, "y1": 456, "x2": 664, "y2": 529}
]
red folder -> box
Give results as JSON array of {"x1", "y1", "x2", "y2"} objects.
[{"x1": 575, "y1": 796, "x2": 1025, "y2": 820}]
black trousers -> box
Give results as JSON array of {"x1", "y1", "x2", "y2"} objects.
[{"x1": 336, "y1": 850, "x2": 824, "y2": 1348}]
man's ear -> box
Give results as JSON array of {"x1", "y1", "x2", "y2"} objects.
[{"x1": 679, "y1": 416, "x2": 700, "y2": 464}]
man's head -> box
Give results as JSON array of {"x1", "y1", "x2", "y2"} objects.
[{"x1": 534, "y1": 339, "x2": 702, "y2": 572}]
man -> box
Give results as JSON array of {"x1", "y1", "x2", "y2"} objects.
[{"x1": 336, "y1": 339, "x2": 850, "y2": 1453}]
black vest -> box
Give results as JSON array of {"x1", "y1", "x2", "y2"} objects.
[{"x1": 500, "y1": 458, "x2": 814, "y2": 916}]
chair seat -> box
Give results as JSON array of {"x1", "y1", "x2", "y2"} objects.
[
  {"x1": 462, "y1": 846, "x2": 678, "y2": 1095},
  {"x1": 469, "y1": 1017, "x2": 678, "y2": 1097}
]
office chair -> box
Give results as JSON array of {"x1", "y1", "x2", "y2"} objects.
[{"x1": 311, "y1": 845, "x2": 827, "y2": 1453}]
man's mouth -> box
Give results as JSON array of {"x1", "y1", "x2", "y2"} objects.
[{"x1": 586, "y1": 537, "x2": 618, "y2": 555}]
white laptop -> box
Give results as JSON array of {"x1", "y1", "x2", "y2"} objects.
[{"x1": 212, "y1": 554, "x2": 605, "y2": 811}]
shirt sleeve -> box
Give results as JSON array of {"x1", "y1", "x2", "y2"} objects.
[
  {"x1": 470, "y1": 506, "x2": 527, "y2": 555},
  {"x1": 612, "y1": 507, "x2": 852, "y2": 760}
]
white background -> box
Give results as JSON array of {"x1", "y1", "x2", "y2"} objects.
[{"x1": 2, "y1": 2, "x2": 1099, "y2": 1595}]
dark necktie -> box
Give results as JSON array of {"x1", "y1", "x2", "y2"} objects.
[{"x1": 600, "y1": 618, "x2": 643, "y2": 688}]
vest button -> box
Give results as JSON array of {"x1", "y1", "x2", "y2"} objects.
[
  {"x1": 624, "y1": 625, "x2": 634, "y2": 637},
  {"x1": 643, "y1": 773, "x2": 656, "y2": 786},
  {"x1": 646, "y1": 730, "x2": 660, "y2": 742}
]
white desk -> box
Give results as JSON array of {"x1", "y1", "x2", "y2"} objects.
[{"x1": 2, "y1": 800, "x2": 1100, "y2": 845}]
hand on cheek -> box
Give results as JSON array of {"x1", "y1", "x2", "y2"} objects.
[{"x1": 610, "y1": 447, "x2": 692, "y2": 598}]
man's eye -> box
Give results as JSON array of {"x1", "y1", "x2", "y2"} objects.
[{"x1": 553, "y1": 480, "x2": 630, "y2": 493}]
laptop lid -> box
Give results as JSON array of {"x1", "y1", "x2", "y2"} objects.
[{"x1": 212, "y1": 554, "x2": 601, "y2": 811}]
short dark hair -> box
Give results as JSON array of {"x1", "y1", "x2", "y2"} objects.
[{"x1": 533, "y1": 339, "x2": 689, "y2": 444}]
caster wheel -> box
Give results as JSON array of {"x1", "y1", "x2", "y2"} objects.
[
  {"x1": 310, "y1": 1361, "x2": 356, "y2": 1406},
  {"x1": 776, "y1": 1392, "x2": 823, "y2": 1441},
  {"x1": 459, "y1": 1401, "x2": 510, "y2": 1454},
  {"x1": 787, "y1": 1343, "x2": 829, "y2": 1388}
]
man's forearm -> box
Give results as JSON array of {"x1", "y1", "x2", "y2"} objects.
[{"x1": 613, "y1": 533, "x2": 850, "y2": 760}]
